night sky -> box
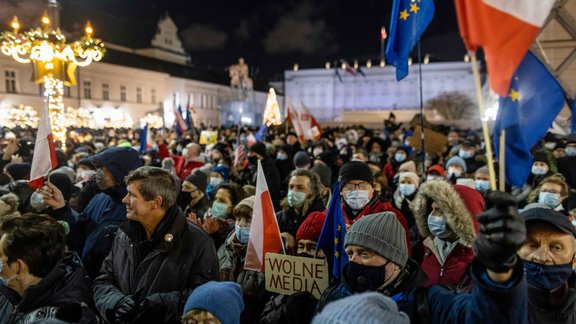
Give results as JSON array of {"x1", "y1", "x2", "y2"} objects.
[{"x1": 1, "y1": 0, "x2": 466, "y2": 83}]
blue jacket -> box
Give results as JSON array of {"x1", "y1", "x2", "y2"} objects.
[
  {"x1": 53, "y1": 147, "x2": 142, "y2": 279},
  {"x1": 318, "y1": 259, "x2": 528, "y2": 323}
]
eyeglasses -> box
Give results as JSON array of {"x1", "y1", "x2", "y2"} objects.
[{"x1": 341, "y1": 182, "x2": 372, "y2": 192}]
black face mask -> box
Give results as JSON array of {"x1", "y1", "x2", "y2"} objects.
[
  {"x1": 297, "y1": 252, "x2": 321, "y2": 259},
  {"x1": 248, "y1": 156, "x2": 259, "y2": 165},
  {"x1": 344, "y1": 261, "x2": 388, "y2": 293}
]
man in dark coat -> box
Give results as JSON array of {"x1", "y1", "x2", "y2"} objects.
[
  {"x1": 43, "y1": 147, "x2": 142, "y2": 279},
  {"x1": 519, "y1": 208, "x2": 576, "y2": 323},
  {"x1": 93, "y1": 166, "x2": 219, "y2": 324},
  {"x1": 248, "y1": 142, "x2": 281, "y2": 210}
]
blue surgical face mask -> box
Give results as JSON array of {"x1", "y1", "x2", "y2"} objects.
[
  {"x1": 538, "y1": 192, "x2": 561, "y2": 208},
  {"x1": 344, "y1": 190, "x2": 371, "y2": 210},
  {"x1": 398, "y1": 184, "x2": 416, "y2": 197},
  {"x1": 211, "y1": 201, "x2": 229, "y2": 220},
  {"x1": 458, "y1": 149, "x2": 473, "y2": 159},
  {"x1": 427, "y1": 214, "x2": 452, "y2": 239},
  {"x1": 524, "y1": 260, "x2": 574, "y2": 290},
  {"x1": 475, "y1": 180, "x2": 490, "y2": 193},
  {"x1": 287, "y1": 190, "x2": 307, "y2": 209},
  {"x1": 235, "y1": 225, "x2": 250, "y2": 244},
  {"x1": 394, "y1": 153, "x2": 406, "y2": 163},
  {"x1": 30, "y1": 192, "x2": 46, "y2": 211},
  {"x1": 531, "y1": 165, "x2": 548, "y2": 175},
  {"x1": 566, "y1": 147, "x2": 576, "y2": 157},
  {"x1": 210, "y1": 177, "x2": 223, "y2": 187},
  {"x1": 276, "y1": 153, "x2": 288, "y2": 161}
]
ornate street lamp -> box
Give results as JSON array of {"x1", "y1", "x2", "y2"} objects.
[{"x1": 0, "y1": 0, "x2": 105, "y2": 149}]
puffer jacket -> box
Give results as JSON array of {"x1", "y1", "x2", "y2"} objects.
[
  {"x1": 218, "y1": 232, "x2": 268, "y2": 324},
  {"x1": 93, "y1": 205, "x2": 219, "y2": 324},
  {"x1": 411, "y1": 181, "x2": 483, "y2": 288},
  {"x1": 0, "y1": 252, "x2": 99, "y2": 324}
]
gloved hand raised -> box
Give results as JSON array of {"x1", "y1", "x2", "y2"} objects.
[{"x1": 472, "y1": 191, "x2": 526, "y2": 273}]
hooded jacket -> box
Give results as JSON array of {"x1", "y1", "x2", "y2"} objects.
[
  {"x1": 411, "y1": 181, "x2": 483, "y2": 288},
  {"x1": 52, "y1": 147, "x2": 142, "y2": 279},
  {"x1": 0, "y1": 252, "x2": 99, "y2": 324}
]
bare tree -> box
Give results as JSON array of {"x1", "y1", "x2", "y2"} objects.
[{"x1": 425, "y1": 91, "x2": 477, "y2": 121}]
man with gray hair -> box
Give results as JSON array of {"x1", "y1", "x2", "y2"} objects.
[{"x1": 93, "y1": 166, "x2": 219, "y2": 323}]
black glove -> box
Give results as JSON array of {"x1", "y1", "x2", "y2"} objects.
[
  {"x1": 113, "y1": 295, "x2": 139, "y2": 323},
  {"x1": 134, "y1": 294, "x2": 168, "y2": 324},
  {"x1": 283, "y1": 291, "x2": 317, "y2": 322},
  {"x1": 473, "y1": 191, "x2": 526, "y2": 273}
]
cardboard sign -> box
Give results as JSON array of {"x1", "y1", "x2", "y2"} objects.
[
  {"x1": 265, "y1": 253, "x2": 329, "y2": 299},
  {"x1": 199, "y1": 131, "x2": 218, "y2": 145},
  {"x1": 408, "y1": 127, "x2": 448, "y2": 156}
]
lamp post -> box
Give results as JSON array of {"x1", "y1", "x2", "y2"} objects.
[{"x1": 0, "y1": 0, "x2": 105, "y2": 150}]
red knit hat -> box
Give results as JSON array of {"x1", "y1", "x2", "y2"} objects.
[
  {"x1": 427, "y1": 165, "x2": 445, "y2": 177},
  {"x1": 296, "y1": 212, "x2": 327, "y2": 243},
  {"x1": 453, "y1": 184, "x2": 485, "y2": 234}
]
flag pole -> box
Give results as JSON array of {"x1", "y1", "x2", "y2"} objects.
[
  {"x1": 499, "y1": 129, "x2": 506, "y2": 191},
  {"x1": 470, "y1": 52, "x2": 497, "y2": 190},
  {"x1": 417, "y1": 41, "x2": 426, "y2": 175}
]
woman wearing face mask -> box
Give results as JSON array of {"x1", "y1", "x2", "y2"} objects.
[
  {"x1": 411, "y1": 181, "x2": 484, "y2": 288},
  {"x1": 526, "y1": 152, "x2": 555, "y2": 189},
  {"x1": 366, "y1": 137, "x2": 390, "y2": 168},
  {"x1": 205, "y1": 165, "x2": 230, "y2": 201},
  {"x1": 181, "y1": 170, "x2": 211, "y2": 221},
  {"x1": 383, "y1": 147, "x2": 411, "y2": 184},
  {"x1": 218, "y1": 196, "x2": 269, "y2": 323},
  {"x1": 527, "y1": 175, "x2": 569, "y2": 214},
  {"x1": 392, "y1": 172, "x2": 420, "y2": 245},
  {"x1": 275, "y1": 145, "x2": 295, "y2": 197},
  {"x1": 0, "y1": 213, "x2": 99, "y2": 323},
  {"x1": 203, "y1": 182, "x2": 246, "y2": 250}
]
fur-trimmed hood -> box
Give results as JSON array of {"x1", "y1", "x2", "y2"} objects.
[{"x1": 410, "y1": 180, "x2": 479, "y2": 246}]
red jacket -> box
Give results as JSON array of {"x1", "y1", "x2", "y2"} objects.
[{"x1": 414, "y1": 237, "x2": 474, "y2": 288}]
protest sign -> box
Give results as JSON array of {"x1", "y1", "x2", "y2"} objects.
[
  {"x1": 265, "y1": 253, "x2": 329, "y2": 299},
  {"x1": 409, "y1": 127, "x2": 448, "y2": 156},
  {"x1": 199, "y1": 130, "x2": 218, "y2": 145}
]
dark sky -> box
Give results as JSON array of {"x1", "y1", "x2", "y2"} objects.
[{"x1": 2, "y1": 0, "x2": 466, "y2": 83}]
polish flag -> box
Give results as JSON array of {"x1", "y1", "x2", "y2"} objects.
[
  {"x1": 244, "y1": 160, "x2": 285, "y2": 272},
  {"x1": 455, "y1": 0, "x2": 556, "y2": 97},
  {"x1": 287, "y1": 98, "x2": 305, "y2": 143},
  {"x1": 139, "y1": 123, "x2": 153, "y2": 154},
  {"x1": 29, "y1": 101, "x2": 57, "y2": 189},
  {"x1": 174, "y1": 106, "x2": 188, "y2": 132},
  {"x1": 299, "y1": 101, "x2": 323, "y2": 141}
]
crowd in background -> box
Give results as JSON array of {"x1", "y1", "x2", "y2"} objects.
[{"x1": 0, "y1": 113, "x2": 575, "y2": 323}]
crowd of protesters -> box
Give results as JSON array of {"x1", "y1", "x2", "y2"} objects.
[{"x1": 0, "y1": 113, "x2": 575, "y2": 323}]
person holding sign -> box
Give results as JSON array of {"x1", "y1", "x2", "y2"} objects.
[
  {"x1": 218, "y1": 196, "x2": 268, "y2": 324},
  {"x1": 260, "y1": 211, "x2": 327, "y2": 324},
  {"x1": 317, "y1": 191, "x2": 528, "y2": 323}
]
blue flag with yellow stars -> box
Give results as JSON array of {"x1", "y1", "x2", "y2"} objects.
[
  {"x1": 316, "y1": 179, "x2": 348, "y2": 281},
  {"x1": 493, "y1": 51, "x2": 565, "y2": 187},
  {"x1": 385, "y1": 0, "x2": 434, "y2": 81}
]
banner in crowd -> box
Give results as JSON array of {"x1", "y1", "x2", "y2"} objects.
[
  {"x1": 409, "y1": 127, "x2": 448, "y2": 156},
  {"x1": 265, "y1": 253, "x2": 329, "y2": 299},
  {"x1": 199, "y1": 131, "x2": 218, "y2": 145}
]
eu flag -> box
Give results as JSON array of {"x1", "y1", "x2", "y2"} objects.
[
  {"x1": 493, "y1": 52, "x2": 565, "y2": 187},
  {"x1": 255, "y1": 124, "x2": 268, "y2": 142},
  {"x1": 571, "y1": 98, "x2": 576, "y2": 134},
  {"x1": 385, "y1": 0, "x2": 434, "y2": 81},
  {"x1": 175, "y1": 104, "x2": 184, "y2": 136},
  {"x1": 316, "y1": 180, "x2": 348, "y2": 281},
  {"x1": 185, "y1": 96, "x2": 193, "y2": 130},
  {"x1": 139, "y1": 123, "x2": 149, "y2": 154}
]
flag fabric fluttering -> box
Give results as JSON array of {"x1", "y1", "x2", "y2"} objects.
[
  {"x1": 299, "y1": 101, "x2": 323, "y2": 141},
  {"x1": 493, "y1": 52, "x2": 565, "y2": 187},
  {"x1": 233, "y1": 144, "x2": 246, "y2": 167},
  {"x1": 385, "y1": 0, "x2": 434, "y2": 81},
  {"x1": 287, "y1": 99, "x2": 306, "y2": 142},
  {"x1": 454, "y1": 0, "x2": 556, "y2": 97},
  {"x1": 185, "y1": 94, "x2": 194, "y2": 129},
  {"x1": 255, "y1": 124, "x2": 268, "y2": 142},
  {"x1": 29, "y1": 100, "x2": 58, "y2": 189},
  {"x1": 174, "y1": 102, "x2": 188, "y2": 136},
  {"x1": 316, "y1": 180, "x2": 348, "y2": 280},
  {"x1": 244, "y1": 160, "x2": 285, "y2": 272},
  {"x1": 139, "y1": 123, "x2": 153, "y2": 154}
]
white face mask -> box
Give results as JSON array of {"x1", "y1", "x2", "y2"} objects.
[
  {"x1": 344, "y1": 190, "x2": 371, "y2": 210},
  {"x1": 447, "y1": 167, "x2": 462, "y2": 178},
  {"x1": 398, "y1": 184, "x2": 416, "y2": 196}
]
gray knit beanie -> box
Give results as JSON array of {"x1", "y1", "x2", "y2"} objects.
[
  {"x1": 344, "y1": 212, "x2": 408, "y2": 267},
  {"x1": 312, "y1": 292, "x2": 410, "y2": 324}
]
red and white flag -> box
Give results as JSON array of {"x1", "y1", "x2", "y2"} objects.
[
  {"x1": 244, "y1": 160, "x2": 285, "y2": 272},
  {"x1": 299, "y1": 100, "x2": 323, "y2": 141},
  {"x1": 455, "y1": 0, "x2": 555, "y2": 97},
  {"x1": 233, "y1": 144, "x2": 245, "y2": 167},
  {"x1": 286, "y1": 98, "x2": 305, "y2": 143},
  {"x1": 29, "y1": 101, "x2": 57, "y2": 189}
]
